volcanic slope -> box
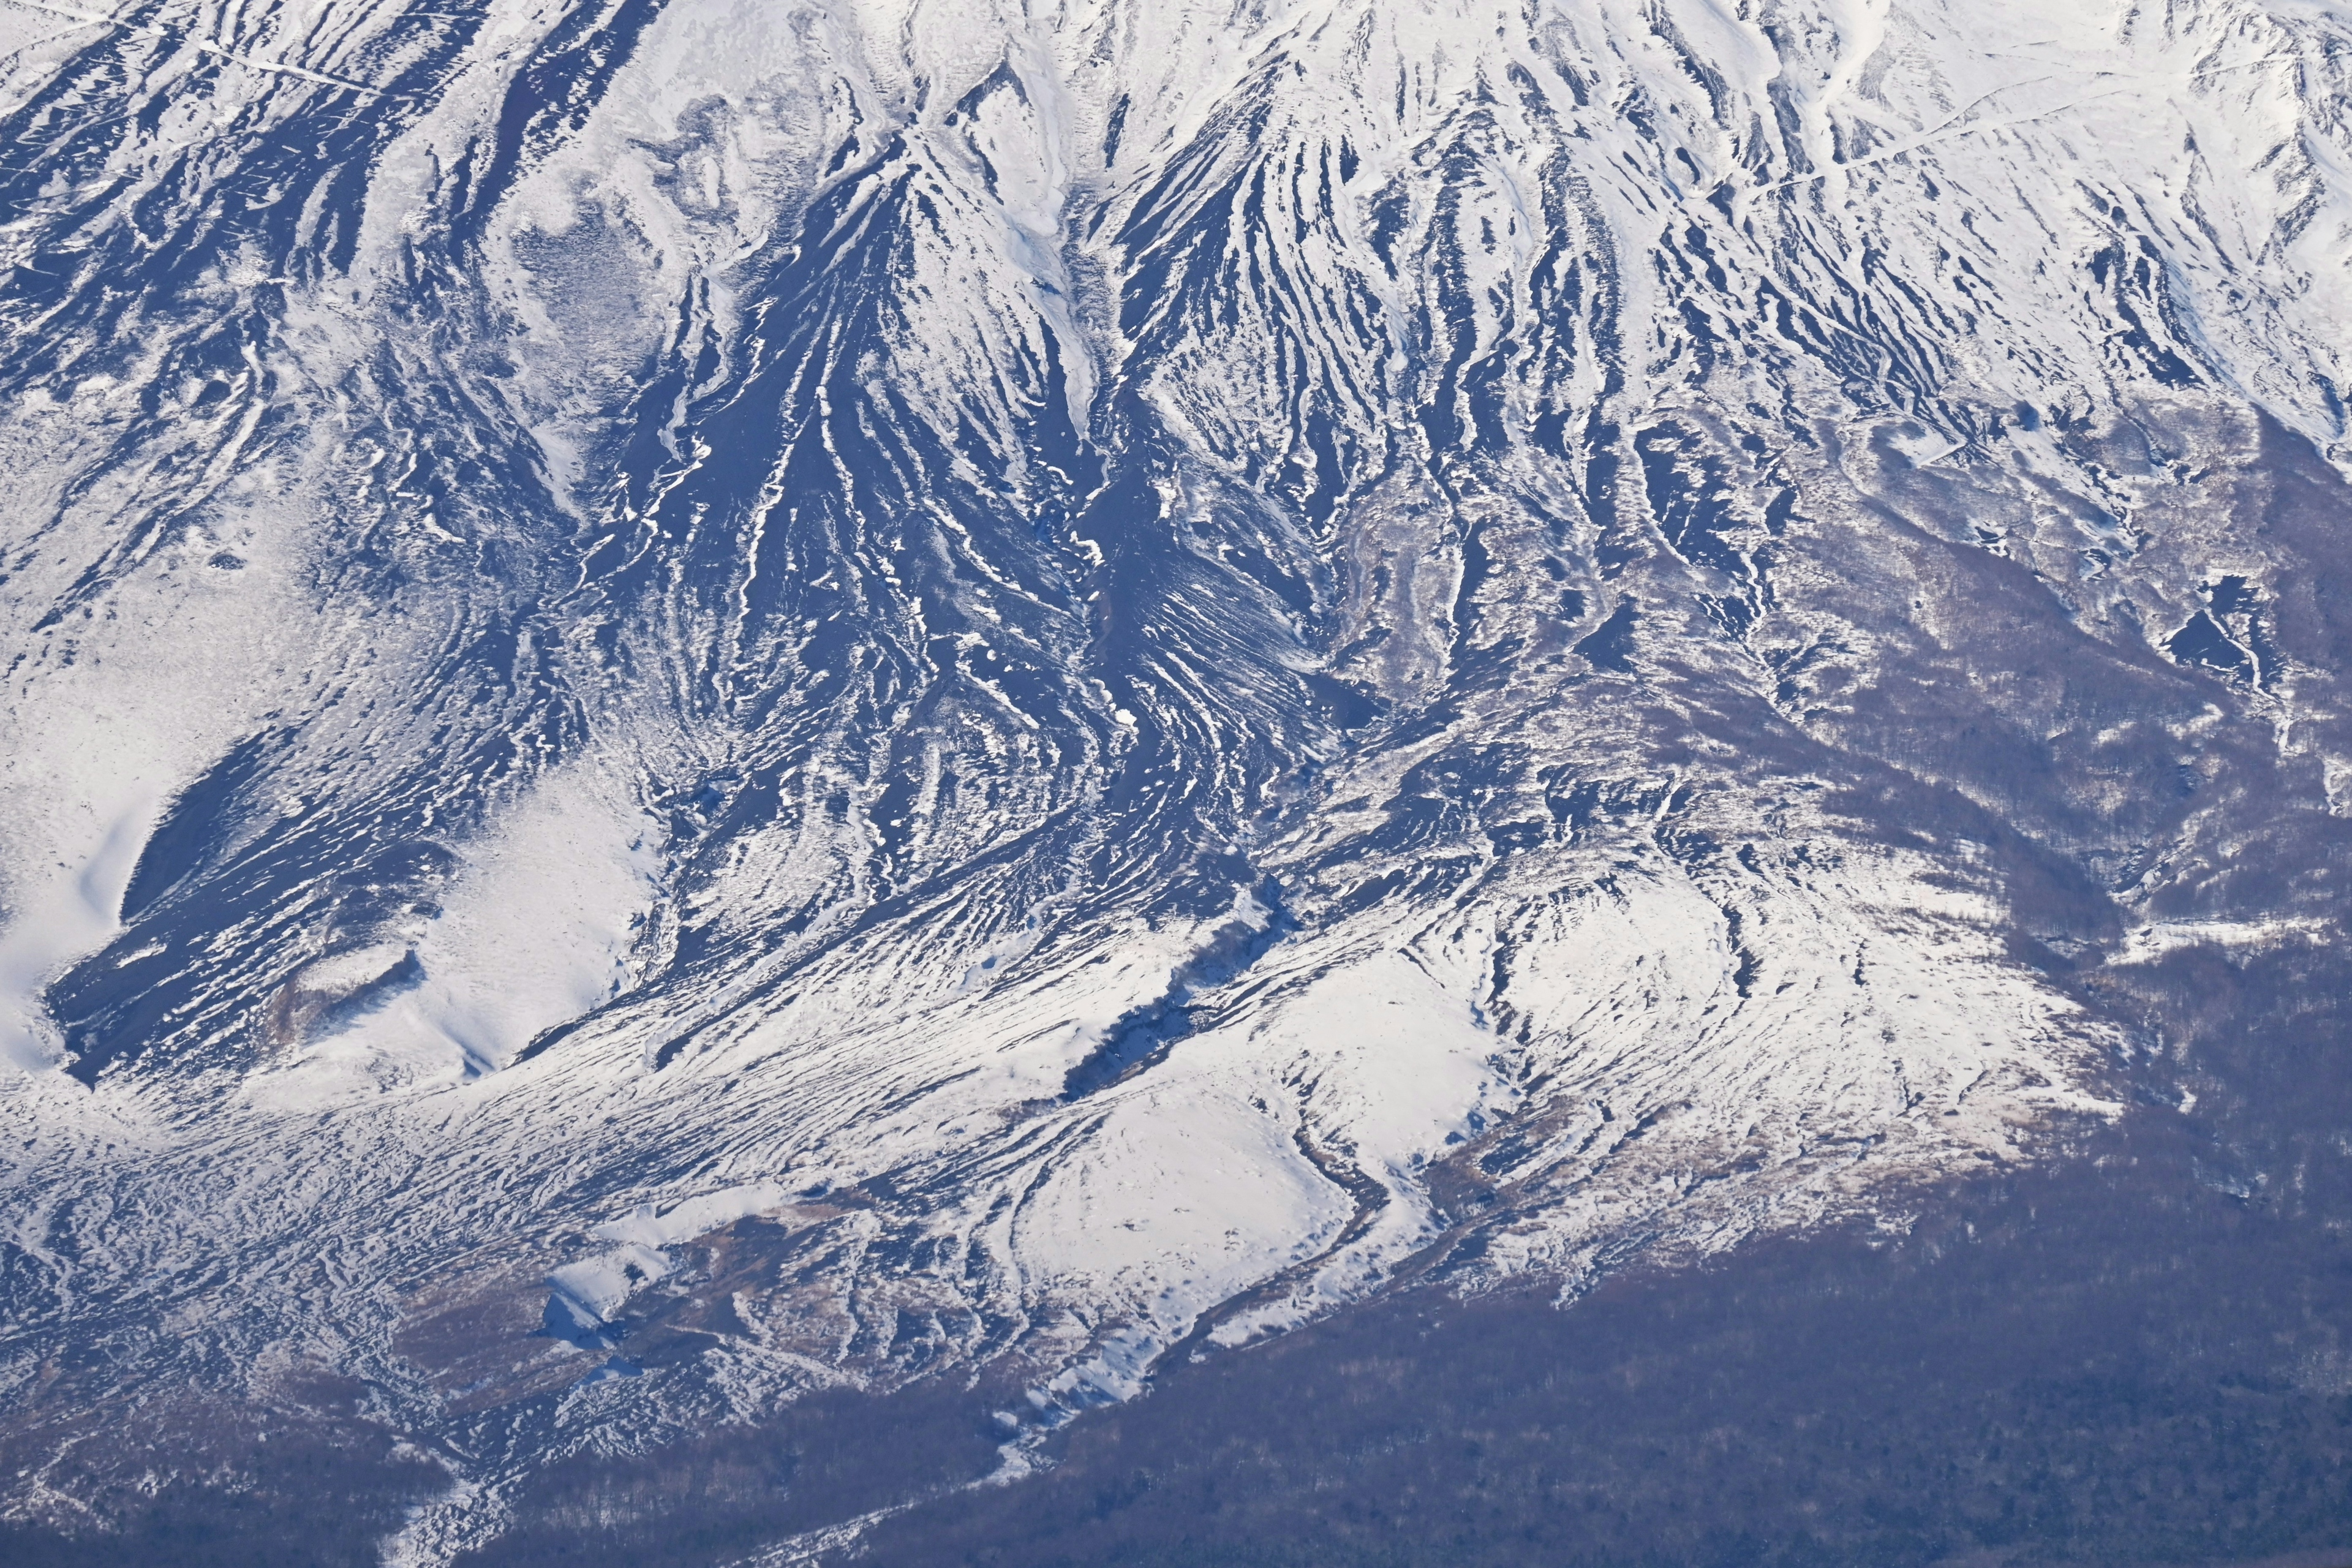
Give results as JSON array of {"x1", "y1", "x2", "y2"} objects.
[{"x1": 5, "y1": 0, "x2": 2352, "y2": 1556}]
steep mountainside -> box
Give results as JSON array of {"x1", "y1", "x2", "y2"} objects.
[{"x1": 4, "y1": 0, "x2": 2352, "y2": 1559}]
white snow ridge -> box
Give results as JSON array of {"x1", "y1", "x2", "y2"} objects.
[{"x1": 6, "y1": 0, "x2": 2352, "y2": 1557}]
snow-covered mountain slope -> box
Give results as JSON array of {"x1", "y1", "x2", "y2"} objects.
[{"x1": 7, "y1": 0, "x2": 2352, "y2": 1553}]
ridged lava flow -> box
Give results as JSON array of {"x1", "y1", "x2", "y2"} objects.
[{"x1": 4, "y1": 0, "x2": 2352, "y2": 1557}]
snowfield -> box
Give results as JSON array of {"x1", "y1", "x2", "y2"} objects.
[{"x1": 6, "y1": 0, "x2": 2352, "y2": 1555}]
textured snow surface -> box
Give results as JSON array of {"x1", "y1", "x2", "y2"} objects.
[{"x1": 6, "y1": 0, "x2": 2352, "y2": 1553}]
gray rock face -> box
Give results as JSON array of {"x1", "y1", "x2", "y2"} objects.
[{"x1": 4, "y1": 0, "x2": 2352, "y2": 1556}]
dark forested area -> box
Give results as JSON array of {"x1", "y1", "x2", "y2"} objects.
[{"x1": 840, "y1": 940, "x2": 2352, "y2": 1568}]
